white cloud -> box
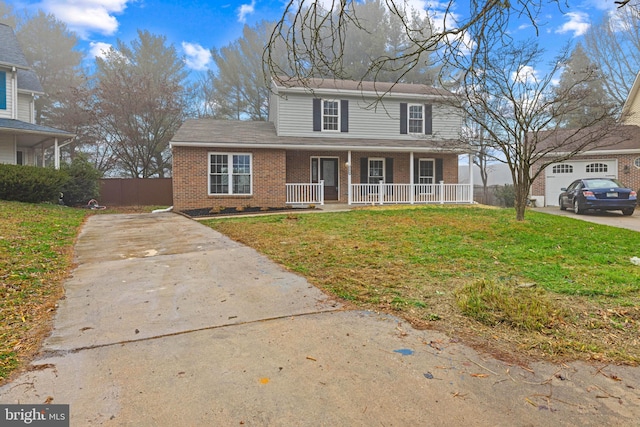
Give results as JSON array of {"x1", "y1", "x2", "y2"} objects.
[
  {"x1": 89, "y1": 41, "x2": 112, "y2": 59},
  {"x1": 556, "y1": 12, "x2": 590, "y2": 37},
  {"x1": 237, "y1": 0, "x2": 256, "y2": 23},
  {"x1": 39, "y1": 0, "x2": 130, "y2": 38},
  {"x1": 182, "y1": 42, "x2": 212, "y2": 71},
  {"x1": 511, "y1": 65, "x2": 539, "y2": 85}
]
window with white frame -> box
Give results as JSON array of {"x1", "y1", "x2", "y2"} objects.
[
  {"x1": 209, "y1": 153, "x2": 252, "y2": 195},
  {"x1": 323, "y1": 100, "x2": 339, "y2": 131},
  {"x1": 634, "y1": 157, "x2": 640, "y2": 169},
  {"x1": 418, "y1": 159, "x2": 435, "y2": 184},
  {"x1": 408, "y1": 104, "x2": 423, "y2": 133},
  {"x1": 586, "y1": 163, "x2": 607, "y2": 173},
  {"x1": 552, "y1": 164, "x2": 573, "y2": 174},
  {"x1": 368, "y1": 158, "x2": 385, "y2": 184}
]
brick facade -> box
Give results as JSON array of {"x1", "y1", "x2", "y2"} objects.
[{"x1": 173, "y1": 146, "x2": 460, "y2": 211}]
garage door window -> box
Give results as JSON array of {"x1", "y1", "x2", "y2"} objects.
[
  {"x1": 552, "y1": 164, "x2": 573, "y2": 174},
  {"x1": 586, "y1": 163, "x2": 607, "y2": 173}
]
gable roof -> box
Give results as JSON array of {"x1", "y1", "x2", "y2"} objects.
[
  {"x1": 621, "y1": 71, "x2": 640, "y2": 123},
  {"x1": 0, "y1": 23, "x2": 30, "y2": 69},
  {"x1": 537, "y1": 125, "x2": 640, "y2": 155},
  {"x1": 171, "y1": 119, "x2": 468, "y2": 153},
  {"x1": 273, "y1": 77, "x2": 451, "y2": 100}
]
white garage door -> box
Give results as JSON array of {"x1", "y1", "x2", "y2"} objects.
[{"x1": 545, "y1": 160, "x2": 617, "y2": 206}]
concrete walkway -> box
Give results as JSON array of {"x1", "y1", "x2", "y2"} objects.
[
  {"x1": 533, "y1": 206, "x2": 640, "y2": 232},
  {"x1": 1, "y1": 213, "x2": 639, "y2": 426}
]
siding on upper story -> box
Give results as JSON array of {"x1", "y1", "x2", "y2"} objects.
[
  {"x1": 271, "y1": 90, "x2": 462, "y2": 141},
  {"x1": 622, "y1": 92, "x2": 640, "y2": 126},
  {"x1": 17, "y1": 92, "x2": 33, "y2": 122}
]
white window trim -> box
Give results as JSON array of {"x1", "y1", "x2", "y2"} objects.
[
  {"x1": 634, "y1": 157, "x2": 640, "y2": 169},
  {"x1": 418, "y1": 158, "x2": 435, "y2": 194},
  {"x1": 208, "y1": 152, "x2": 253, "y2": 196},
  {"x1": 322, "y1": 99, "x2": 340, "y2": 132},
  {"x1": 408, "y1": 104, "x2": 424, "y2": 134}
]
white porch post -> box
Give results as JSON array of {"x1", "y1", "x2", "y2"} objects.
[
  {"x1": 468, "y1": 153, "x2": 474, "y2": 203},
  {"x1": 409, "y1": 152, "x2": 414, "y2": 204},
  {"x1": 54, "y1": 138, "x2": 60, "y2": 169},
  {"x1": 347, "y1": 150, "x2": 352, "y2": 205}
]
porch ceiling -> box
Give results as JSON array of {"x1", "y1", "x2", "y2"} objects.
[{"x1": 0, "y1": 118, "x2": 74, "y2": 148}]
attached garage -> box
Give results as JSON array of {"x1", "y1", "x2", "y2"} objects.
[{"x1": 545, "y1": 159, "x2": 617, "y2": 206}]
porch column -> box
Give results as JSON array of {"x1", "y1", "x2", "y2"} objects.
[
  {"x1": 468, "y1": 153, "x2": 474, "y2": 203},
  {"x1": 409, "y1": 152, "x2": 414, "y2": 204},
  {"x1": 347, "y1": 150, "x2": 352, "y2": 205},
  {"x1": 54, "y1": 138, "x2": 60, "y2": 169}
]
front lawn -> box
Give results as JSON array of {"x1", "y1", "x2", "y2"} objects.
[
  {"x1": 0, "y1": 201, "x2": 88, "y2": 382},
  {"x1": 204, "y1": 206, "x2": 640, "y2": 364}
]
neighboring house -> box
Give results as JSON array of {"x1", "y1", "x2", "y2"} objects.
[
  {"x1": 0, "y1": 23, "x2": 73, "y2": 168},
  {"x1": 170, "y1": 78, "x2": 473, "y2": 211},
  {"x1": 530, "y1": 74, "x2": 640, "y2": 207}
]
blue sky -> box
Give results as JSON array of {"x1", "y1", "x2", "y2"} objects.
[{"x1": 6, "y1": 0, "x2": 624, "y2": 76}]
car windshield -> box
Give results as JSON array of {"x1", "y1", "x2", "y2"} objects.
[{"x1": 584, "y1": 179, "x2": 622, "y2": 189}]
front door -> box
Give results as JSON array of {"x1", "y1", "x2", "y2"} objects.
[{"x1": 320, "y1": 158, "x2": 338, "y2": 200}]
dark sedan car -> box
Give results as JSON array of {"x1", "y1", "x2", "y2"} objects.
[{"x1": 559, "y1": 178, "x2": 637, "y2": 215}]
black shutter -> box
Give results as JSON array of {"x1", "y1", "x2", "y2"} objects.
[
  {"x1": 360, "y1": 157, "x2": 368, "y2": 184},
  {"x1": 424, "y1": 104, "x2": 432, "y2": 135},
  {"x1": 313, "y1": 98, "x2": 321, "y2": 131},
  {"x1": 413, "y1": 158, "x2": 419, "y2": 183},
  {"x1": 400, "y1": 103, "x2": 407, "y2": 134},
  {"x1": 385, "y1": 158, "x2": 394, "y2": 183},
  {"x1": 435, "y1": 158, "x2": 443, "y2": 182},
  {"x1": 341, "y1": 100, "x2": 349, "y2": 132}
]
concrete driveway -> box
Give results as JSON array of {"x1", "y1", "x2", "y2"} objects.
[
  {"x1": 533, "y1": 206, "x2": 640, "y2": 232},
  {"x1": 1, "y1": 213, "x2": 639, "y2": 426}
]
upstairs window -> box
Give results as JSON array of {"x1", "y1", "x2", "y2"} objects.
[
  {"x1": 408, "y1": 105, "x2": 423, "y2": 133},
  {"x1": 322, "y1": 100, "x2": 339, "y2": 131}
]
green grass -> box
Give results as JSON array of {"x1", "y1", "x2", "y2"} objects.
[
  {"x1": 205, "y1": 206, "x2": 640, "y2": 363},
  {"x1": 0, "y1": 201, "x2": 88, "y2": 382}
]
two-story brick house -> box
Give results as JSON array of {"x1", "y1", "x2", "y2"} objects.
[
  {"x1": 170, "y1": 77, "x2": 472, "y2": 212},
  {"x1": 0, "y1": 23, "x2": 73, "y2": 168}
]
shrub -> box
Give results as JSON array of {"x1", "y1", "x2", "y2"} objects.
[
  {"x1": 0, "y1": 164, "x2": 68, "y2": 203},
  {"x1": 60, "y1": 156, "x2": 102, "y2": 206},
  {"x1": 493, "y1": 184, "x2": 515, "y2": 207}
]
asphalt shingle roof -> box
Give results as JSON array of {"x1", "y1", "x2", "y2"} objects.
[
  {"x1": 171, "y1": 119, "x2": 467, "y2": 153},
  {"x1": 0, "y1": 23, "x2": 30, "y2": 69}
]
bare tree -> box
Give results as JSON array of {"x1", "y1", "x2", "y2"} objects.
[
  {"x1": 449, "y1": 40, "x2": 621, "y2": 221},
  {"x1": 265, "y1": 0, "x2": 556, "y2": 87},
  {"x1": 93, "y1": 30, "x2": 188, "y2": 178}
]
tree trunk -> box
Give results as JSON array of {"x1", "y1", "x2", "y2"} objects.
[{"x1": 514, "y1": 184, "x2": 529, "y2": 221}]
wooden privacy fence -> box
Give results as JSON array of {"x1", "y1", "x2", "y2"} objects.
[{"x1": 99, "y1": 178, "x2": 173, "y2": 206}]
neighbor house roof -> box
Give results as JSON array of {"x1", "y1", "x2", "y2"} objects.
[
  {"x1": 170, "y1": 119, "x2": 468, "y2": 154},
  {"x1": 536, "y1": 125, "x2": 640, "y2": 156},
  {"x1": 272, "y1": 77, "x2": 452, "y2": 100}
]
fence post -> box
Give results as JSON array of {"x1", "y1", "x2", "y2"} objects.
[
  {"x1": 379, "y1": 180, "x2": 384, "y2": 205},
  {"x1": 439, "y1": 181, "x2": 444, "y2": 204},
  {"x1": 319, "y1": 180, "x2": 324, "y2": 205}
]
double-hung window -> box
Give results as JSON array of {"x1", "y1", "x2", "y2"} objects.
[
  {"x1": 368, "y1": 158, "x2": 385, "y2": 184},
  {"x1": 209, "y1": 153, "x2": 252, "y2": 195},
  {"x1": 323, "y1": 100, "x2": 339, "y2": 131},
  {"x1": 408, "y1": 104, "x2": 423, "y2": 133}
]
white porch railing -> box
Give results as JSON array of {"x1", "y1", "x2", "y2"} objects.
[
  {"x1": 286, "y1": 181, "x2": 324, "y2": 205},
  {"x1": 285, "y1": 181, "x2": 472, "y2": 206},
  {"x1": 350, "y1": 182, "x2": 473, "y2": 205}
]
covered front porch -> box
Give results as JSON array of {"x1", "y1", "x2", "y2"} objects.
[
  {"x1": 286, "y1": 151, "x2": 474, "y2": 206},
  {"x1": 0, "y1": 118, "x2": 75, "y2": 168}
]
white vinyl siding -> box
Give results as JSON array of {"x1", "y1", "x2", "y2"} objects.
[
  {"x1": 0, "y1": 135, "x2": 15, "y2": 164},
  {"x1": 17, "y1": 93, "x2": 33, "y2": 122},
  {"x1": 274, "y1": 92, "x2": 461, "y2": 140},
  {"x1": 0, "y1": 69, "x2": 11, "y2": 119}
]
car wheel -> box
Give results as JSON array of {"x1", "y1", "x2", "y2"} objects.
[
  {"x1": 559, "y1": 197, "x2": 566, "y2": 210},
  {"x1": 622, "y1": 208, "x2": 635, "y2": 216},
  {"x1": 573, "y1": 199, "x2": 584, "y2": 215}
]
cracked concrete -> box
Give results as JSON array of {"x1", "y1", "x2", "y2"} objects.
[{"x1": 1, "y1": 213, "x2": 639, "y2": 426}]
